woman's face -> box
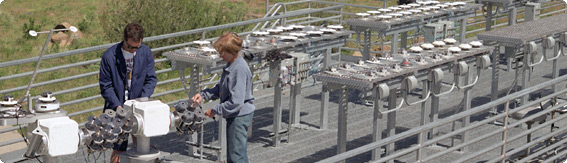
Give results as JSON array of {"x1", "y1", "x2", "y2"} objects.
[{"x1": 220, "y1": 51, "x2": 236, "y2": 63}]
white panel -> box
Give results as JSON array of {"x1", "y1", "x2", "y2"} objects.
[{"x1": 38, "y1": 117, "x2": 79, "y2": 157}]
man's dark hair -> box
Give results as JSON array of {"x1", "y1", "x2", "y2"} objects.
[{"x1": 123, "y1": 22, "x2": 144, "y2": 42}]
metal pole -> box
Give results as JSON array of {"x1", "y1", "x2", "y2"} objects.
[
  {"x1": 372, "y1": 87, "x2": 383, "y2": 161},
  {"x1": 272, "y1": 60, "x2": 282, "y2": 147},
  {"x1": 420, "y1": 80, "x2": 429, "y2": 154},
  {"x1": 552, "y1": 45, "x2": 559, "y2": 93},
  {"x1": 486, "y1": 3, "x2": 493, "y2": 31},
  {"x1": 320, "y1": 48, "x2": 331, "y2": 130},
  {"x1": 391, "y1": 32, "x2": 399, "y2": 56},
  {"x1": 429, "y1": 77, "x2": 441, "y2": 139},
  {"x1": 188, "y1": 64, "x2": 200, "y2": 155},
  {"x1": 490, "y1": 46, "x2": 500, "y2": 114},
  {"x1": 363, "y1": 30, "x2": 371, "y2": 60},
  {"x1": 401, "y1": 32, "x2": 408, "y2": 50},
  {"x1": 508, "y1": 7, "x2": 516, "y2": 26},
  {"x1": 460, "y1": 18, "x2": 466, "y2": 43},
  {"x1": 386, "y1": 88, "x2": 398, "y2": 161},
  {"x1": 42, "y1": 155, "x2": 58, "y2": 163},
  {"x1": 137, "y1": 135, "x2": 151, "y2": 154},
  {"x1": 460, "y1": 68, "x2": 472, "y2": 152},
  {"x1": 337, "y1": 85, "x2": 348, "y2": 163},
  {"x1": 291, "y1": 83, "x2": 301, "y2": 125}
]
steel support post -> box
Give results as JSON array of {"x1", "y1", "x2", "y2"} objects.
[
  {"x1": 42, "y1": 155, "x2": 58, "y2": 163},
  {"x1": 420, "y1": 80, "x2": 430, "y2": 152},
  {"x1": 521, "y1": 54, "x2": 529, "y2": 105},
  {"x1": 401, "y1": 32, "x2": 408, "y2": 50},
  {"x1": 391, "y1": 33, "x2": 399, "y2": 55},
  {"x1": 459, "y1": 18, "x2": 466, "y2": 43},
  {"x1": 337, "y1": 85, "x2": 348, "y2": 163},
  {"x1": 460, "y1": 69, "x2": 472, "y2": 152},
  {"x1": 385, "y1": 88, "x2": 398, "y2": 160},
  {"x1": 372, "y1": 87, "x2": 384, "y2": 161},
  {"x1": 188, "y1": 64, "x2": 200, "y2": 156},
  {"x1": 552, "y1": 45, "x2": 559, "y2": 93},
  {"x1": 363, "y1": 30, "x2": 371, "y2": 61},
  {"x1": 320, "y1": 48, "x2": 332, "y2": 130},
  {"x1": 505, "y1": 47, "x2": 515, "y2": 71},
  {"x1": 486, "y1": 3, "x2": 493, "y2": 31},
  {"x1": 290, "y1": 83, "x2": 302, "y2": 125},
  {"x1": 272, "y1": 60, "x2": 283, "y2": 147},
  {"x1": 218, "y1": 115, "x2": 227, "y2": 161},
  {"x1": 490, "y1": 46, "x2": 501, "y2": 114},
  {"x1": 429, "y1": 78, "x2": 441, "y2": 139},
  {"x1": 508, "y1": 7, "x2": 516, "y2": 26}
]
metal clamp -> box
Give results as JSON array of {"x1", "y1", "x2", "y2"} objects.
[
  {"x1": 543, "y1": 37, "x2": 561, "y2": 61},
  {"x1": 402, "y1": 75, "x2": 431, "y2": 106},
  {"x1": 525, "y1": 41, "x2": 544, "y2": 67},
  {"x1": 454, "y1": 61, "x2": 479, "y2": 89},
  {"x1": 429, "y1": 68, "x2": 455, "y2": 97}
]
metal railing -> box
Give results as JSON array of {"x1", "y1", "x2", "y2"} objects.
[{"x1": 318, "y1": 74, "x2": 567, "y2": 163}]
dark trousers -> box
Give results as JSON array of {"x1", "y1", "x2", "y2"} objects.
[{"x1": 226, "y1": 113, "x2": 254, "y2": 163}]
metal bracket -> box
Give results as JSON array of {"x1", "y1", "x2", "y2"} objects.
[
  {"x1": 525, "y1": 41, "x2": 544, "y2": 67},
  {"x1": 544, "y1": 37, "x2": 561, "y2": 61},
  {"x1": 402, "y1": 75, "x2": 431, "y2": 106},
  {"x1": 429, "y1": 68, "x2": 456, "y2": 97}
]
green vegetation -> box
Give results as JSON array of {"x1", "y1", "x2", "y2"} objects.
[{"x1": 0, "y1": 0, "x2": 565, "y2": 123}]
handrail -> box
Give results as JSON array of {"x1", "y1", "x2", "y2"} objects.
[{"x1": 317, "y1": 74, "x2": 567, "y2": 163}]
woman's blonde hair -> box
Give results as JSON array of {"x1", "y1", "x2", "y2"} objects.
[{"x1": 213, "y1": 32, "x2": 242, "y2": 55}]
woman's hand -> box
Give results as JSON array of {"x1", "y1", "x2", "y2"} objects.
[
  {"x1": 191, "y1": 93, "x2": 202, "y2": 104},
  {"x1": 205, "y1": 108, "x2": 215, "y2": 118}
]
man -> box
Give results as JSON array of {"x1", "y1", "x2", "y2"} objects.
[{"x1": 99, "y1": 22, "x2": 157, "y2": 163}]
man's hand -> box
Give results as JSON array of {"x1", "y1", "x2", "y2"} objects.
[
  {"x1": 116, "y1": 105, "x2": 122, "y2": 109},
  {"x1": 205, "y1": 108, "x2": 214, "y2": 118},
  {"x1": 191, "y1": 93, "x2": 202, "y2": 104}
]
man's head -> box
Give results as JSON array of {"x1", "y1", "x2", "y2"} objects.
[{"x1": 122, "y1": 22, "x2": 144, "y2": 53}]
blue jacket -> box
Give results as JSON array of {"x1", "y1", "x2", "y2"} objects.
[
  {"x1": 201, "y1": 57, "x2": 255, "y2": 118},
  {"x1": 99, "y1": 41, "x2": 157, "y2": 110}
]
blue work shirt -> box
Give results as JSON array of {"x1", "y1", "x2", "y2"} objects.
[
  {"x1": 201, "y1": 56, "x2": 255, "y2": 118},
  {"x1": 99, "y1": 41, "x2": 158, "y2": 110}
]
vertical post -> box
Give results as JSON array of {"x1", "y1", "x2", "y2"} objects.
[
  {"x1": 42, "y1": 155, "x2": 58, "y2": 163},
  {"x1": 266, "y1": 0, "x2": 269, "y2": 15},
  {"x1": 525, "y1": 3, "x2": 540, "y2": 22},
  {"x1": 486, "y1": 3, "x2": 493, "y2": 31},
  {"x1": 505, "y1": 47, "x2": 514, "y2": 71},
  {"x1": 188, "y1": 64, "x2": 200, "y2": 156},
  {"x1": 137, "y1": 135, "x2": 150, "y2": 154},
  {"x1": 500, "y1": 101, "x2": 511, "y2": 162},
  {"x1": 401, "y1": 32, "x2": 408, "y2": 50},
  {"x1": 391, "y1": 33, "x2": 399, "y2": 55},
  {"x1": 429, "y1": 78, "x2": 441, "y2": 139},
  {"x1": 420, "y1": 80, "x2": 429, "y2": 153},
  {"x1": 508, "y1": 7, "x2": 516, "y2": 26},
  {"x1": 272, "y1": 60, "x2": 282, "y2": 147},
  {"x1": 363, "y1": 30, "x2": 371, "y2": 61},
  {"x1": 320, "y1": 48, "x2": 332, "y2": 130},
  {"x1": 385, "y1": 88, "x2": 397, "y2": 160},
  {"x1": 291, "y1": 83, "x2": 302, "y2": 125},
  {"x1": 372, "y1": 87, "x2": 383, "y2": 161},
  {"x1": 552, "y1": 45, "x2": 559, "y2": 93},
  {"x1": 490, "y1": 46, "x2": 500, "y2": 114},
  {"x1": 218, "y1": 116, "x2": 227, "y2": 161},
  {"x1": 460, "y1": 68, "x2": 472, "y2": 152},
  {"x1": 416, "y1": 132, "x2": 425, "y2": 162},
  {"x1": 459, "y1": 18, "x2": 466, "y2": 43},
  {"x1": 337, "y1": 85, "x2": 348, "y2": 162},
  {"x1": 339, "y1": 7, "x2": 343, "y2": 24},
  {"x1": 520, "y1": 53, "x2": 529, "y2": 105}
]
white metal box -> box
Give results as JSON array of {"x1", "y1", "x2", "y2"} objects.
[
  {"x1": 128, "y1": 99, "x2": 170, "y2": 137},
  {"x1": 38, "y1": 117, "x2": 79, "y2": 157}
]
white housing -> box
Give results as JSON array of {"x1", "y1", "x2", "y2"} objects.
[
  {"x1": 37, "y1": 117, "x2": 79, "y2": 157},
  {"x1": 125, "y1": 99, "x2": 170, "y2": 137}
]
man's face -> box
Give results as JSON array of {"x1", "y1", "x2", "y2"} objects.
[{"x1": 123, "y1": 37, "x2": 142, "y2": 53}]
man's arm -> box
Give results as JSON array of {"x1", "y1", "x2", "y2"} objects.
[
  {"x1": 99, "y1": 57, "x2": 121, "y2": 109},
  {"x1": 201, "y1": 83, "x2": 221, "y2": 101},
  {"x1": 141, "y1": 53, "x2": 157, "y2": 98}
]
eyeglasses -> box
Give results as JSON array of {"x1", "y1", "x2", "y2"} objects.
[{"x1": 125, "y1": 40, "x2": 141, "y2": 50}]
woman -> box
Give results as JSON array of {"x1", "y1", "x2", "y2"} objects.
[{"x1": 191, "y1": 32, "x2": 255, "y2": 163}]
